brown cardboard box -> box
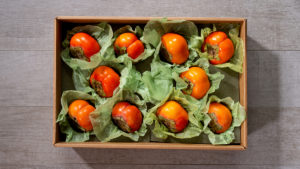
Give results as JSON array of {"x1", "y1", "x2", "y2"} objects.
[{"x1": 53, "y1": 17, "x2": 247, "y2": 150}]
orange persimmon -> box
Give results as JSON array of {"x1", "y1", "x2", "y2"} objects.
[
  {"x1": 112, "y1": 102, "x2": 143, "y2": 133},
  {"x1": 201, "y1": 31, "x2": 234, "y2": 65},
  {"x1": 161, "y1": 33, "x2": 189, "y2": 64},
  {"x1": 180, "y1": 67, "x2": 210, "y2": 99},
  {"x1": 114, "y1": 33, "x2": 144, "y2": 59},
  {"x1": 90, "y1": 66, "x2": 120, "y2": 98},
  {"x1": 156, "y1": 101, "x2": 189, "y2": 133},
  {"x1": 70, "y1": 32, "x2": 101, "y2": 61},
  {"x1": 68, "y1": 100, "x2": 95, "y2": 131},
  {"x1": 208, "y1": 102, "x2": 232, "y2": 134}
]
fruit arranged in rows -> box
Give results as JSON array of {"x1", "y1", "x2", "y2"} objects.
[
  {"x1": 67, "y1": 99, "x2": 233, "y2": 134},
  {"x1": 59, "y1": 20, "x2": 245, "y2": 143},
  {"x1": 68, "y1": 30, "x2": 234, "y2": 65},
  {"x1": 67, "y1": 31, "x2": 234, "y2": 134}
]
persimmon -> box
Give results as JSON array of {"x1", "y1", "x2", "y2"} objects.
[
  {"x1": 68, "y1": 100, "x2": 89, "y2": 120},
  {"x1": 156, "y1": 101, "x2": 189, "y2": 133},
  {"x1": 90, "y1": 66, "x2": 120, "y2": 98},
  {"x1": 68, "y1": 100, "x2": 95, "y2": 131},
  {"x1": 161, "y1": 33, "x2": 189, "y2": 64},
  {"x1": 112, "y1": 102, "x2": 143, "y2": 133},
  {"x1": 201, "y1": 31, "x2": 234, "y2": 65},
  {"x1": 70, "y1": 32, "x2": 101, "y2": 61},
  {"x1": 208, "y1": 102, "x2": 232, "y2": 134},
  {"x1": 114, "y1": 32, "x2": 145, "y2": 59},
  {"x1": 180, "y1": 67, "x2": 210, "y2": 99}
]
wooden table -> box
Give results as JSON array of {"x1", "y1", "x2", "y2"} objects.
[{"x1": 1, "y1": 0, "x2": 299, "y2": 168}]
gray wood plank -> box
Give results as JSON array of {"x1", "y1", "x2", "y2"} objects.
[
  {"x1": 0, "y1": 0, "x2": 299, "y2": 51},
  {"x1": 0, "y1": 51, "x2": 52, "y2": 107},
  {"x1": 1, "y1": 106, "x2": 300, "y2": 166},
  {"x1": 0, "y1": 0, "x2": 300, "y2": 168},
  {"x1": 1, "y1": 164, "x2": 300, "y2": 169},
  {"x1": 247, "y1": 51, "x2": 300, "y2": 108}
]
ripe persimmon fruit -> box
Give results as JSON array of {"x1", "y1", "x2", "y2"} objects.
[
  {"x1": 68, "y1": 100, "x2": 95, "y2": 131},
  {"x1": 70, "y1": 32, "x2": 101, "y2": 61},
  {"x1": 161, "y1": 33, "x2": 189, "y2": 64},
  {"x1": 157, "y1": 101, "x2": 189, "y2": 133},
  {"x1": 180, "y1": 67, "x2": 210, "y2": 99},
  {"x1": 208, "y1": 102, "x2": 232, "y2": 134},
  {"x1": 114, "y1": 33, "x2": 144, "y2": 59},
  {"x1": 201, "y1": 31, "x2": 234, "y2": 65},
  {"x1": 112, "y1": 102, "x2": 143, "y2": 133},
  {"x1": 90, "y1": 66, "x2": 120, "y2": 98}
]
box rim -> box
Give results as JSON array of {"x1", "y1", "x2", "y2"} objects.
[
  {"x1": 53, "y1": 16, "x2": 247, "y2": 150},
  {"x1": 53, "y1": 18, "x2": 59, "y2": 145},
  {"x1": 54, "y1": 142, "x2": 246, "y2": 150}
]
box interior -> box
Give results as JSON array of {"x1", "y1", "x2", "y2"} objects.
[{"x1": 54, "y1": 17, "x2": 247, "y2": 149}]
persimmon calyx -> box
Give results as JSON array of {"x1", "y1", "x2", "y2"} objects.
[
  {"x1": 67, "y1": 116, "x2": 87, "y2": 132},
  {"x1": 160, "y1": 44, "x2": 173, "y2": 63},
  {"x1": 205, "y1": 44, "x2": 220, "y2": 61},
  {"x1": 115, "y1": 46, "x2": 127, "y2": 56},
  {"x1": 182, "y1": 77, "x2": 194, "y2": 95},
  {"x1": 158, "y1": 115, "x2": 177, "y2": 133},
  {"x1": 208, "y1": 112, "x2": 223, "y2": 133},
  {"x1": 70, "y1": 46, "x2": 88, "y2": 61},
  {"x1": 113, "y1": 116, "x2": 132, "y2": 133},
  {"x1": 91, "y1": 79, "x2": 106, "y2": 97}
]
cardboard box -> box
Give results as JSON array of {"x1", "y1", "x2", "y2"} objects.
[{"x1": 53, "y1": 16, "x2": 247, "y2": 150}]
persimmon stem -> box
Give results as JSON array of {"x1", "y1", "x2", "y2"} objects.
[
  {"x1": 112, "y1": 116, "x2": 132, "y2": 133},
  {"x1": 208, "y1": 113, "x2": 223, "y2": 133},
  {"x1": 70, "y1": 46, "x2": 88, "y2": 61},
  {"x1": 160, "y1": 44, "x2": 173, "y2": 63},
  {"x1": 91, "y1": 79, "x2": 106, "y2": 97},
  {"x1": 206, "y1": 44, "x2": 220, "y2": 61},
  {"x1": 158, "y1": 115, "x2": 177, "y2": 133},
  {"x1": 182, "y1": 77, "x2": 194, "y2": 95}
]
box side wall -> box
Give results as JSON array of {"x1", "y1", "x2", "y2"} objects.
[
  {"x1": 239, "y1": 19, "x2": 248, "y2": 149},
  {"x1": 54, "y1": 142, "x2": 245, "y2": 150},
  {"x1": 53, "y1": 18, "x2": 62, "y2": 144},
  {"x1": 56, "y1": 16, "x2": 246, "y2": 24}
]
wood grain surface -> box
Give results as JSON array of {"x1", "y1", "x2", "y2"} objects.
[{"x1": 0, "y1": 0, "x2": 299, "y2": 168}]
